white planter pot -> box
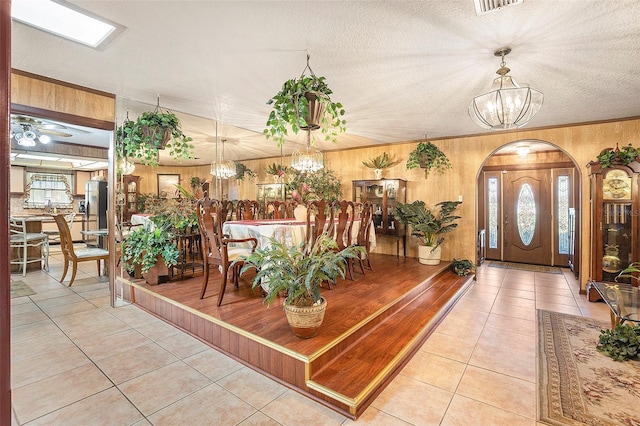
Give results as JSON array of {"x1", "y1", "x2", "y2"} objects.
[
  {"x1": 418, "y1": 245, "x2": 441, "y2": 265},
  {"x1": 293, "y1": 205, "x2": 307, "y2": 221},
  {"x1": 373, "y1": 168, "x2": 383, "y2": 179}
]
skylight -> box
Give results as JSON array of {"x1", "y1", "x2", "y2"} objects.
[{"x1": 11, "y1": 0, "x2": 125, "y2": 50}]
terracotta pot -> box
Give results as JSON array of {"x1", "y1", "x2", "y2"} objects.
[
  {"x1": 418, "y1": 245, "x2": 441, "y2": 265},
  {"x1": 283, "y1": 297, "x2": 327, "y2": 339}
]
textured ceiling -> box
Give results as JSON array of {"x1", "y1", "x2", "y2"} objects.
[{"x1": 10, "y1": 0, "x2": 640, "y2": 166}]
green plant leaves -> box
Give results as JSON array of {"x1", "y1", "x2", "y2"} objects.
[{"x1": 597, "y1": 323, "x2": 640, "y2": 361}]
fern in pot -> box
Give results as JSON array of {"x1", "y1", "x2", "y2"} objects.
[{"x1": 237, "y1": 234, "x2": 363, "y2": 338}]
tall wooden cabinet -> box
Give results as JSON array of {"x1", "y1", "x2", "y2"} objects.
[
  {"x1": 119, "y1": 175, "x2": 141, "y2": 222},
  {"x1": 587, "y1": 160, "x2": 640, "y2": 300},
  {"x1": 352, "y1": 179, "x2": 407, "y2": 256}
]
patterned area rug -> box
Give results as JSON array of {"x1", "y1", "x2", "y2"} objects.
[
  {"x1": 489, "y1": 261, "x2": 562, "y2": 274},
  {"x1": 538, "y1": 310, "x2": 640, "y2": 425},
  {"x1": 10, "y1": 281, "x2": 36, "y2": 298}
]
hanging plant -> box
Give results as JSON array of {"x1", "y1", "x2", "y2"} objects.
[
  {"x1": 235, "y1": 162, "x2": 256, "y2": 181},
  {"x1": 266, "y1": 162, "x2": 290, "y2": 178},
  {"x1": 406, "y1": 140, "x2": 451, "y2": 177},
  {"x1": 264, "y1": 55, "x2": 346, "y2": 147},
  {"x1": 116, "y1": 103, "x2": 195, "y2": 167}
]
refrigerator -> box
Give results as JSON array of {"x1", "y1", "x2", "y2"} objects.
[{"x1": 84, "y1": 180, "x2": 108, "y2": 247}]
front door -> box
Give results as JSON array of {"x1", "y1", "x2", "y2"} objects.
[{"x1": 502, "y1": 169, "x2": 552, "y2": 265}]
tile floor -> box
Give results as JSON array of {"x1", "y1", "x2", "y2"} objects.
[{"x1": 10, "y1": 249, "x2": 611, "y2": 425}]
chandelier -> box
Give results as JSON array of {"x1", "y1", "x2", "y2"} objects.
[
  {"x1": 211, "y1": 139, "x2": 236, "y2": 179},
  {"x1": 469, "y1": 47, "x2": 543, "y2": 130},
  {"x1": 291, "y1": 130, "x2": 323, "y2": 172},
  {"x1": 11, "y1": 124, "x2": 51, "y2": 147}
]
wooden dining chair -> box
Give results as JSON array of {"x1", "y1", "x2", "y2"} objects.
[
  {"x1": 236, "y1": 199, "x2": 261, "y2": 220},
  {"x1": 43, "y1": 212, "x2": 76, "y2": 244},
  {"x1": 53, "y1": 214, "x2": 109, "y2": 286},
  {"x1": 354, "y1": 201, "x2": 374, "y2": 274},
  {"x1": 220, "y1": 199, "x2": 235, "y2": 223},
  {"x1": 305, "y1": 200, "x2": 335, "y2": 251},
  {"x1": 332, "y1": 200, "x2": 357, "y2": 280},
  {"x1": 197, "y1": 198, "x2": 258, "y2": 305},
  {"x1": 266, "y1": 200, "x2": 291, "y2": 219}
]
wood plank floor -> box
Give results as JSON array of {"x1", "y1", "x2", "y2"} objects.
[{"x1": 119, "y1": 253, "x2": 473, "y2": 418}]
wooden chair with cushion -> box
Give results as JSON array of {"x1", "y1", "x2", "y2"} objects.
[
  {"x1": 10, "y1": 217, "x2": 50, "y2": 276},
  {"x1": 43, "y1": 212, "x2": 76, "y2": 244},
  {"x1": 236, "y1": 199, "x2": 261, "y2": 220},
  {"x1": 266, "y1": 200, "x2": 291, "y2": 219},
  {"x1": 197, "y1": 198, "x2": 258, "y2": 305},
  {"x1": 52, "y1": 213, "x2": 109, "y2": 286}
]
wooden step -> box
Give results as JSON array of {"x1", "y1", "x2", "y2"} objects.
[{"x1": 307, "y1": 270, "x2": 473, "y2": 415}]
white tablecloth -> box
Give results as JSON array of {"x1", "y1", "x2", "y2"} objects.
[
  {"x1": 222, "y1": 218, "x2": 376, "y2": 251},
  {"x1": 130, "y1": 214, "x2": 153, "y2": 228}
]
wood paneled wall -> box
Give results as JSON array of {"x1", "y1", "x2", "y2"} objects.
[
  {"x1": 11, "y1": 70, "x2": 115, "y2": 121},
  {"x1": 228, "y1": 118, "x2": 640, "y2": 293}
]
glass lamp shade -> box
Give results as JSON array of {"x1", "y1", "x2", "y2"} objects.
[
  {"x1": 469, "y1": 75, "x2": 543, "y2": 130},
  {"x1": 211, "y1": 159, "x2": 236, "y2": 179},
  {"x1": 16, "y1": 132, "x2": 37, "y2": 147},
  {"x1": 291, "y1": 146, "x2": 324, "y2": 173},
  {"x1": 121, "y1": 159, "x2": 135, "y2": 175}
]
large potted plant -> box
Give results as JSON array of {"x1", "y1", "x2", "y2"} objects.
[
  {"x1": 393, "y1": 200, "x2": 462, "y2": 265},
  {"x1": 116, "y1": 109, "x2": 195, "y2": 167},
  {"x1": 406, "y1": 140, "x2": 451, "y2": 177},
  {"x1": 362, "y1": 152, "x2": 401, "y2": 179},
  {"x1": 238, "y1": 234, "x2": 363, "y2": 338},
  {"x1": 264, "y1": 56, "x2": 346, "y2": 147},
  {"x1": 121, "y1": 223, "x2": 180, "y2": 285}
]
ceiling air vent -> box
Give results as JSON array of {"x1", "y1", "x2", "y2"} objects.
[{"x1": 474, "y1": 0, "x2": 523, "y2": 15}]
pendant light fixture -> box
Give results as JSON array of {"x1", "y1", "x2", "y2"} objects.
[
  {"x1": 291, "y1": 130, "x2": 323, "y2": 173},
  {"x1": 210, "y1": 138, "x2": 236, "y2": 179},
  {"x1": 469, "y1": 47, "x2": 543, "y2": 130}
]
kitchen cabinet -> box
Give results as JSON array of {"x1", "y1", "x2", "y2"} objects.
[
  {"x1": 74, "y1": 171, "x2": 92, "y2": 195},
  {"x1": 587, "y1": 160, "x2": 640, "y2": 301},
  {"x1": 352, "y1": 179, "x2": 407, "y2": 256},
  {"x1": 10, "y1": 166, "x2": 25, "y2": 194}
]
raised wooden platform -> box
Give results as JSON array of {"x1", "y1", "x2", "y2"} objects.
[{"x1": 118, "y1": 254, "x2": 474, "y2": 419}]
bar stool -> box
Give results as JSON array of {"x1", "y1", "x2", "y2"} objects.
[{"x1": 10, "y1": 217, "x2": 49, "y2": 276}]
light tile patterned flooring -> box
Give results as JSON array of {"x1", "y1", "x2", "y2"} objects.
[{"x1": 10, "y1": 249, "x2": 611, "y2": 425}]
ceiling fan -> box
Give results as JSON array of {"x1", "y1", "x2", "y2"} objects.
[{"x1": 10, "y1": 114, "x2": 89, "y2": 147}]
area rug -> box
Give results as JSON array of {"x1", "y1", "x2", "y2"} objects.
[
  {"x1": 537, "y1": 309, "x2": 640, "y2": 425},
  {"x1": 10, "y1": 281, "x2": 36, "y2": 298},
  {"x1": 489, "y1": 261, "x2": 562, "y2": 274}
]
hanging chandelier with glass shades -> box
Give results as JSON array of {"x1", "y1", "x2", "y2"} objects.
[
  {"x1": 291, "y1": 130, "x2": 324, "y2": 173},
  {"x1": 469, "y1": 47, "x2": 543, "y2": 130},
  {"x1": 210, "y1": 139, "x2": 236, "y2": 179}
]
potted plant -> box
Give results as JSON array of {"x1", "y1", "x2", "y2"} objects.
[
  {"x1": 235, "y1": 162, "x2": 256, "y2": 181},
  {"x1": 393, "y1": 200, "x2": 462, "y2": 265},
  {"x1": 362, "y1": 152, "x2": 401, "y2": 179},
  {"x1": 116, "y1": 109, "x2": 195, "y2": 167},
  {"x1": 238, "y1": 234, "x2": 363, "y2": 338},
  {"x1": 266, "y1": 162, "x2": 290, "y2": 181},
  {"x1": 264, "y1": 56, "x2": 346, "y2": 147},
  {"x1": 452, "y1": 258, "x2": 474, "y2": 276},
  {"x1": 406, "y1": 140, "x2": 451, "y2": 177},
  {"x1": 121, "y1": 223, "x2": 180, "y2": 285}
]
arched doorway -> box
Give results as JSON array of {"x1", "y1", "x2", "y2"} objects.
[{"x1": 477, "y1": 140, "x2": 581, "y2": 276}]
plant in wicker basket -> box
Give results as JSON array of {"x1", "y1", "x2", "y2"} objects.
[{"x1": 237, "y1": 234, "x2": 363, "y2": 338}]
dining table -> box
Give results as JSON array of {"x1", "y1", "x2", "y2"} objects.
[{"x1": 222, "y1": 218, "x2": 376, "y2": 251}]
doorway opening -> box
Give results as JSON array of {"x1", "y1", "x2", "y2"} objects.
[{"x1": 477, "y1": 140, "x2": 581, "y2": 279}]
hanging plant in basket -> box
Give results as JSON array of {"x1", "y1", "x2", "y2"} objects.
[
  {"x1": 116, "y1": 101, "x2": 195, "y2": 167},
  {"x1": 406, "y1": 139, "x2": 451, "y2": 177},
  {"x1": 265, "y1": 54, "x2": 346, "y2": 147}
]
